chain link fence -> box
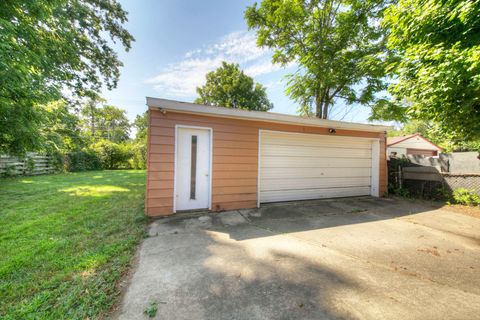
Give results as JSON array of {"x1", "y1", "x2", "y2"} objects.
[
  {"x1": 443, "y1": 173, "x2": 480, "y2": 196},
  {"x1": 388, "y1": 158, "x2": 480, "y2": 199}
]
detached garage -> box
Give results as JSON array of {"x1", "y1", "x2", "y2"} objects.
[{"x1": 145, "y1": 97, "x2": 390, "y2": 217}]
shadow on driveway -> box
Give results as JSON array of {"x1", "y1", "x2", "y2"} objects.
[{"x1": 113, "y1": 197, "x2": 480, "y2": 320}]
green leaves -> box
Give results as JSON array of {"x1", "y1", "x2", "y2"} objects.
[
  {"x1": 80, "y1": 99, "x2": 131, "y2": 144},
  {"x1": 133, "y1": 112, "x2": 148, "y2": 142},
  {"x1": 246, "y1": 0, "x2": 391, "y2": 118},
  {"x1": 375, "y1": 0, "x2": 480, "y2": 139},
  {"x1": 195, "y1": 61, "x2": 273, "y2": 111},
  {"x1": 0, "y1": 0, "x2": 134, "y2": 155}
]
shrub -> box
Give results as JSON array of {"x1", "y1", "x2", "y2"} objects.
[
  {"x1": 91, "y1": 140, "x2": 132, "y2": 169},
  {"x1": 389, "y1": 186, "x2": 411, "y2": 198},
  {"x1": 48, "y1": 151, "x2": 66, "y2": 173},
  {"x1": 452, "y1": 188, "x2": 480, "y2": 206},
  {"x1": 2, "y1": 164, "x2": 18, "y2": 177},
  {"x1": 65, "y1": 150, "x2": 102, "y2": 172},
  {"x1": 129, "y1": 142, "x2": 147, "y2": 169},
  {"x1": 24, "y1": 157, "x2": 35, "y2": 175},
  {"x1": 434, "y1": 187, "x2": 452, "y2": 201}
]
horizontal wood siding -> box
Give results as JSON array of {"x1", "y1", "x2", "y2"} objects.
[
  {"x1": 146, "y1": 109, "x2": 258, "y2": 216},
  {"x1": 146, "y1": 109, "x2": 387, "y2": 216}
]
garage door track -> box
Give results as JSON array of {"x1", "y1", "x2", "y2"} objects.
[{"x1": 113, "y1": 197, "x2": 480, "y2": 320}]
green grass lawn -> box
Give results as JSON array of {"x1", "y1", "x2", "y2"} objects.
[{"x1": 0, "y1": 170, "x2": 147, "y2": 319}]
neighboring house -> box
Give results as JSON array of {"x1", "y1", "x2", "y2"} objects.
[
  {"x1": 145, "y1": 97, "x2": 392, "y2": 217},
  {"x1": 387, "y1": 133, "x2": 442, "y2": 158}
]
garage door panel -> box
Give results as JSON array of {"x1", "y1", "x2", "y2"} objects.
[
  {"x1": 260, "y1": 186, "x2": 372, "y2": 203},
  {"x1": 261, "y1": 157, "x2": 372, "y2": 168},
  {"x1": 262, "y1": 132, "x2": 372, "y2": 149},
  {"x1": 261, "y1": 145, "x2": 371, "y2": 158},
  {"x1": 263, "y1": 140, "x2": 372, "y2": 149},
  {"x1": 259, "y1": 131, "x2": 373, "y2": 203},
  {"x1": 263, "y1": 139, "x2": 372, "y2": 149},
  {"x1": 260, "y1": 177, "x2": 371, "y2": 191},
  {"x1": 260, "y1": 167, "x2": 372, "y2": 179}
]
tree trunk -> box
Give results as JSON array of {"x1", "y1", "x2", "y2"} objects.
[
  {"x1": 315, "y1": 90, "x2": 330, "y2": 119},
  {"x1": 323, "y1": 99, "x2": 329, "y2": 119},
  {"x1": 315, "y1": 94, "x2": 324, "y2": 118},
  {"x1": 90, "y1": 106, "x2": 95, "y2": 136}
]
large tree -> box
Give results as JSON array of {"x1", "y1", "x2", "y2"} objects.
[
  {"x1": 195, "y1": 62, "x2": 273, "y2": 111},
  {"x1": 98, "y1": 105, "x2": 131, "y2": 143},
  {"x1": 245, "y1": 0, "x2": 390, "y2": 119},
  {"x1": 42, "y1": 100, "x2": 84, "y2": 153},
  {"x1": 0, "y1": 0, "x2": 134, "y2": 155},
  {"x1": 129, "y1": 111, "x2": 148, "y2": 169},
  {"x1": 370, "y1": 0, "x2": 480, "y2": 140},
  {"x1": 81, "y1": 101, "x2": 130, "y2": 143},
  {"x1": 132, "y1": 112, "x2": 148, "y2": 141}
]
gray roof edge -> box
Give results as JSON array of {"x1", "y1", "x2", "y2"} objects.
[{"x1": 146, "y1": 97, "x2": 393, "y2": 133}]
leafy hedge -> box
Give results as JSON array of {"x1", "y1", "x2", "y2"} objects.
[
  {"x1": 65, "y1": 151, "x2": 102, "y2": 172},
  {"x1": 129, "y1": 142, "x2": 147, "y2": 170},
  {"x1": 62, "y1": 140, "x2": 146, "y2": 172},
  {"x1": 91, "y1": 139, "x2": 132, "y2": 169}
]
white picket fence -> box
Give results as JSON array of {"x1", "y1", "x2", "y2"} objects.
[{"x1": 0, "y1": 153, "x2": 56, "y2": 177}]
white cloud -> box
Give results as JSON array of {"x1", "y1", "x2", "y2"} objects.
[
  {"x1": 244, "y1": 59, "x2": 297, "y2": 78},
  {"x1": 147, "y1": 31, "x2": 290, "y2": 98}
]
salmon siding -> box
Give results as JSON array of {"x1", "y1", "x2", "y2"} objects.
[
  {"x1": 146, "y1": 108, "x2": 387, "y2": 217},
  {"x1": 146, "y1": 109, "x2": 258, "y2": 216}
]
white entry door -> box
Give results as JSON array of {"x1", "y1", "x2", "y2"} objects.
[{"x1": 175, "y1": 127, "x2": 211, "y2": 211}]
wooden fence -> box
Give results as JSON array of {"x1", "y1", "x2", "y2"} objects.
[{"x1": 0, "y1": 153, "x2": 56, "y2": 177}]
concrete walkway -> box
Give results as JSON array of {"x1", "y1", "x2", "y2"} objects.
[{"x1": 113, "y1": 197, "x2": 480, "y2": 320}]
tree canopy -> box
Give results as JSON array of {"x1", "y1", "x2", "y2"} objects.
[
  {"x1": 133, "y1": 112, "x2": 148, "y2": 141},
  {"x1": 245, "y1": 0, "x2": 391, "y2": 119},
  {"x1": 81, "y1": 100, "x2": 131, "y2": 143},
  {"x1": 371, "y1": 0, "x2": 480, "y2": 140},
  {"x1": 195, "y1": 61, "x2": 273, "y2": 111},
  {"x1": 0, "y1": 0, "x2": 134, "y2": 155},
  {"x1": 389, "y1": 120, "x2": 480, "y2": 152}
]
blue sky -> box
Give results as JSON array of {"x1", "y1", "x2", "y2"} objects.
[{"x1": 102, "y1": 0, "x2": 374, "y2": 124}]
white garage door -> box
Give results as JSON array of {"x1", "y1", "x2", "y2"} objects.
[{"x1": 259, "y1": 130, "x2": 378, "y2": 203}]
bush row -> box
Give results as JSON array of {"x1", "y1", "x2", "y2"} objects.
[{"x1": 63, "y1": 140, "x2": 146, "y2": 172}]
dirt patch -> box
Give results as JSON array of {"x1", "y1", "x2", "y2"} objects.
[{"x1": 441, "y1": 204, "x2": 480, "y2": 219}]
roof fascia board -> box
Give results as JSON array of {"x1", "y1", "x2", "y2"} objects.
[{"x1": 146, "y1": 97, "x2": 392, "y2": 133}]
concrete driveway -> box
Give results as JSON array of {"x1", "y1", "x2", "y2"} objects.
[{"x1": 114, "y1": 197, "x2": 480, "y2": 320}]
